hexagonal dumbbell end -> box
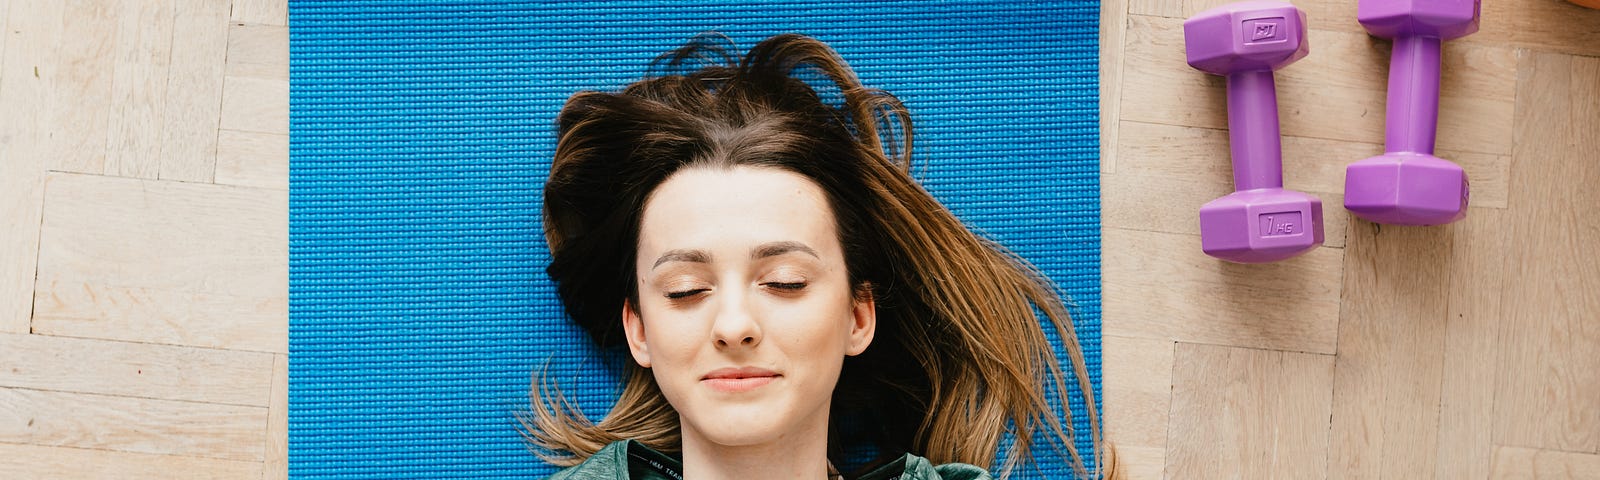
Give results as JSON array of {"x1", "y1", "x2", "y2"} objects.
[
  {"x1": 1185, "y1": 1, "x2": 1309, "y2": 75},
  {"x1": 1344, "y1": 154, "x2": 1468, "y2": 225},
  {"x1": 1200, "y1": 189, "x2": 1325, "y2": 264},
  {"x1": 1359, "y1": 0, "x2": 1481, "y2": 40}
]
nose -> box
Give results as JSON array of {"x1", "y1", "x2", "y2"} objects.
[{"x1": 711, "y1": 289, "x2": 762, "y2": 349}]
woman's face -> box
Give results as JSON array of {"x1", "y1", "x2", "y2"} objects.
[{"x1": 623, "y1": 165, "x2": 875, "y2": 449}]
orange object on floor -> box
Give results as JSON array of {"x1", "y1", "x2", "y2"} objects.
[{"x1": 1571, "y1": 0, "x2": 1600, "y2": 9}]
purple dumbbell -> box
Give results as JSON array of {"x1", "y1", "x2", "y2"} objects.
[
  {"x1": 1184, "y1": 1, "x2": 1324, "y2": 263},
  {"x1": 1344, "y1": 0, "x2": 1480, "y2": 225}
]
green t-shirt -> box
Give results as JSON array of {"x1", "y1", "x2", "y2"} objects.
[{"x1": 545, "y1": 440, "x2": 991, "y2": 480}]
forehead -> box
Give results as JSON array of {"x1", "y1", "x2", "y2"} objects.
[{"x1": 637, "y1": 166, "x2": 839, "y2": 255}]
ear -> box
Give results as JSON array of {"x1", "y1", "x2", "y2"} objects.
[
  {"x1": 621, "y1": 299, "x2": 652, "y2": 368},
  {"x1": 846, "y1": 285, "x2": 876, "y2": 356}
]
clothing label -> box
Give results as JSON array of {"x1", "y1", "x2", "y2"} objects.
[{"x1": 628, "y1": 450, "x2": 683, "y2": 480}]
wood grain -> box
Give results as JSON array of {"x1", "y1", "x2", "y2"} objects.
[
  {"x1": 1165, "y1": 342, "x2": 1334, "y2": 479},
  {"x1": 1491, "y1": 446, "x2": 1600, "y2": 480},
  {"x1": 0, "y1": 442, "x2": 262, "y2": 479},
  {"x1": 226, "y1": 25, "x2": 288, "y2": 81},
  {"x1": 231, "y1": 0, "x2": 289, "y2": 26},
  {"x1": 1492, "y1": 51, "x2": 1600, "y2": 455},
  {"x1": 0, "y1": 0, "x2": 8, "y2": 61},
  {"x1": 0, "y1": 332, "x2": 274, "y2": 406},
  {"x1": 263, "y1": 354, "x2": 287, "y2": 480},
  {"x1": 156, "y1": 0, "x2": 231, "y2": 183},
  {"x1": 1329, "y1": 221, "x2": 1453, "y2": 479},
  {"x1": 0, "y1": 388, "x2": 267, "y2": 461},
  {"x1": 48, "y1": 0, "x2": 118, "y2": 175},
  {"x1": 1437, "y1": 208, "x2": 1510, "y2": 480},
  {"x1": 0, "y1": 0, "x2": 63, "y2": 333},
  {"x1": 102, "y1": 0, "x2": 175, "y2": 180},
  {"x1": 1126, "y1": 0, "x2": 1182, "y2": 18},
  {"x1": 1470, "y1": 1, "x2": 1600, "y2": 58},
  {"x1": 219, "y1": 75, "x2": 289, "y2": 135},
  {"x1": 1109, "y1": 445, "x2": 1166, "y2": 480},
  {"x1": 31, "y1": 173, "x2": 287, "y2": 353},
  {"x1": 1101, "y1": 0, "x2": 1128, "y2": 175},
  {"x1": 215, "y1": 130, "x2": 289, "y2": 190},
  {"x1": 1103, "y1": 334, "x2": 1174, "y2": 449},
  {"x1": 1103, "y1": 228, "x2": 1343, "y2": 354}
]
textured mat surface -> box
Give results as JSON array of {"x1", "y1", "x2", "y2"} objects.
[{"x1": 289, "y1": 1, "x2": 1101, "y2": 478}]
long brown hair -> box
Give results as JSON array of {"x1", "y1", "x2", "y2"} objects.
[{"x1": 526, "y1": 33, "x2": 1107, "y2": 479}]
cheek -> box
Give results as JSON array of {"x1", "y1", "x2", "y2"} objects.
[
  {"x1": 767, "y1": 292, "x2": 857, "y2": 353},
  {"x1": 638, "y1": 310, "x2": 705, "y2": 406},
  {"x1": 639, "y1": 311, "x2": 702, "y2": 363}
]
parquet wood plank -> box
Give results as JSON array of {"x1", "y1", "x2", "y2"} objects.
[
  {"x1": 31, "y1": 173, "x2": 287, "y2": 353},
  {"x1": 1436, "y1": 208, "x2": 1510, "y2": 480},
  {"x1": 231, "y1": 0, "x2": 288, "y2": 26},
  {"x1": 1103, "y1": 228, "x2": 1343, "y2": 354},
  {"x1": 0, "y1": 332, "x2": 273, "y2": 406},
  {"x1": 0, "y1": 0, "x2": 63, "y2": 333},
  {"x1": 102, "y1": 0, "x2": 175, "y2": 180},
  {"x1": 1491, "y1": 50, "x2": 1600, "y2": 455},
  {"x1": 156, "y1": 0, "x2": 230, "y2": 183},
  {"x1": 0, "y1": 388, "x2": 266, "y2": 461},
  {"x1": 1165, "y1": 342, "x2": 1334, "y2": 479},
  {"x1": 215, "y1": 130, "x2": 288, "y2": 190},
  {"x1": 0, "y1": 442, "x2": 262, "y2": 479},
  {"x1": 48, "y1": 0, "x2": 117, "y2": 175},
  {"x1": 262, "y1": 354, "x2": 286, "y2": 480},
  {"x1": 1490, "y1": 446, "x2": 1600, "y2": 480},
  {"x1": 1329, "y1": 222, "x2": 1453, "y2": 479}
]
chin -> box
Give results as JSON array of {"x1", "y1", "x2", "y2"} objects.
[
  {"x1": 682, "y1": 399, "x2": 795, "y2": 446},
  {"x1": 697, "y1": 425, "x2": 782, "y2": 447}
]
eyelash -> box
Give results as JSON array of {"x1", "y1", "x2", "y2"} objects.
[
  {"x1": 662, "y1": 282, "x2": 807, "y2": 300},
  {"x1": 765, "y1": 282, "x2": 807, "y2": 291},
  {"x1": 665, "y1": 289, "x2": 707, "y2": 300}
]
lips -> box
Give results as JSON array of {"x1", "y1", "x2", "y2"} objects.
[{"x1": 701, "y1": 367, "x2": 780, "y2": 393}]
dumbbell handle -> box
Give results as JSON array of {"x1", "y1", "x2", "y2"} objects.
[
  {"x1": 1225, "y1": 70, "x2": 1284, "y2": 191},
  {"x1": 1385, "y1": 36, "x2": 1441, "y2": 155}
]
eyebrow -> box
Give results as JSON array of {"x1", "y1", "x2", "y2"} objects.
[
  {"x1": 652, "y1": 249, "x2": 711, "y2": 270},
  {"x1": 751, "y1": 241, "x2": 820, "y2": 261},
  {"x1": 650, "y1": 241, "x2": 821, "y2": 270}
]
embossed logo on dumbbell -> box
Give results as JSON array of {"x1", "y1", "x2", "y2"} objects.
[
  {"x1": 1259, "y1": 212, "x2": 1303, "y2": 237},
  {"x1": 1244, "y1": 18, "x2": 1286, "y2": 44}
]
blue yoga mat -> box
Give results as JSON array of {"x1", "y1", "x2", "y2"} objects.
[{"x1": 290, "y1": 1, "x2": 1101, "y2": 478}]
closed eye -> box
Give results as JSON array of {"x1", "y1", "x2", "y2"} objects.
[
  {"x1": 665, "y1": 289, "x2": 709, "y2": 299},
  {"x1": 763, "y1": 282, "x2": 807, "y2": 291}
]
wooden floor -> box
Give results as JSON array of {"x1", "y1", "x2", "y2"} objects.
[
  {"x1": 0, "y1": 0, "x2": 287, "y2": 478},
  {"x1": 0, "y1": 0, "x2": 1595, "y2": 478},
  {"x1": 1100, "y1": 0, "x2": 1600, "y2": 478}
]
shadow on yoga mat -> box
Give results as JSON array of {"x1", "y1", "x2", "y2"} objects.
[{"x1": 290, "y1": 1, "x2": 1101, "y2": 478}]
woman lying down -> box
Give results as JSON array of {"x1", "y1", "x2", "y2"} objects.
[{"x1": 526, "y1": 33, "x2": 1107, "y2": 480}]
